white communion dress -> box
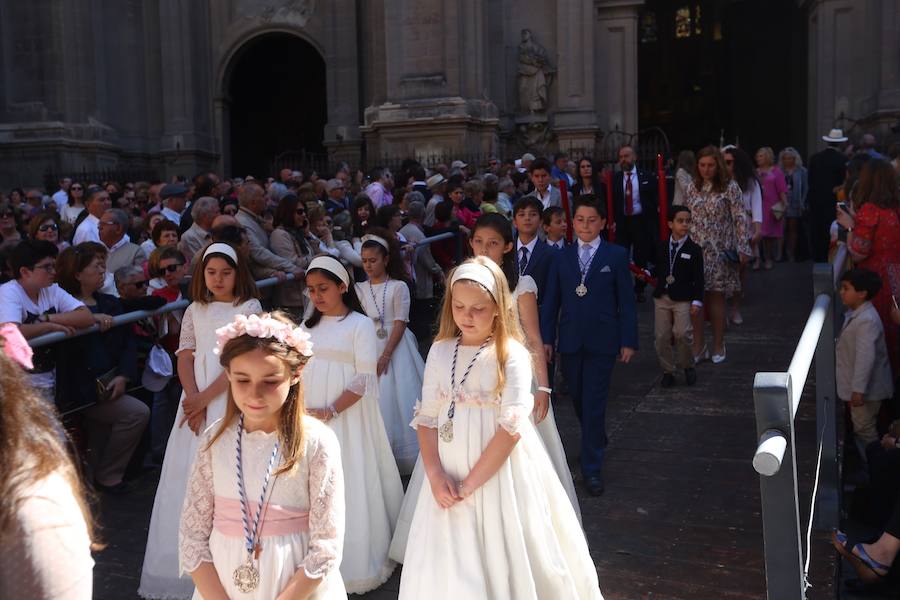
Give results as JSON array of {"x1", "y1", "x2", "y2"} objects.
[
  {"x1": 302, "y1": 312, "x2": 404, "y2": 593},
  {"x1": 513, "y1": 274, "x2": 580, "y2": 515},
  {"x1": 179, "y1": 417, "x2": 347, "y2": 599},
  {"x1": 140, "y1": 299, "x2": 261, "y2": 599},
  {"x1": 398, "y1": 338, "x2": 603, "y2": 599},
  {"x1": 388, "y1": 275, "x2": 579, "y2": 563},
  {"x1": 355, "y1": 278, "x2": 423, "y2": 474}
]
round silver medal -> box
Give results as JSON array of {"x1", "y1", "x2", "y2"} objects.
[
  {"x1": 666, "y1": 275, "x2": 675, "y2": 285},
  {"x1": 376, "y1": 327, "x2": 387, "y2": 339},
  {"x1": 575, "y1": 283, "x2": 588, "y2": 297},
  {"x1": 233, "y1": 561, "x2": 260, "y2": 593}
]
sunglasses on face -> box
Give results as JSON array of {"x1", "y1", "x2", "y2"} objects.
[
  {"x1": 161, "y1": 263, "x2": 184, "y2": 273},
  {"x1": 38, "y1": 223, "x2": 59, "y2": 232},
  {"x1": 129, "y1": 279, "x2": 148, "y2": 288},
  {"x1": 71, "y1": 186, "x2": 83, "y2": 191}
]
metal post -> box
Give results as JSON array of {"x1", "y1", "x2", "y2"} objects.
[
  {"x1": 753, "y1": 372, "x2": 806, "y2": 600},
  {"x1": 813, "y1": 263, "x2": 839, "y2": 530}
]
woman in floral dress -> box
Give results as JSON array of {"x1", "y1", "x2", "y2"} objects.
[{"x1": 683, "y1": 146, "x2": 751, "y2": 365}]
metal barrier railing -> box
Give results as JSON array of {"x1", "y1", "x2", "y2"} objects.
[
  {"x1": 29, "y1": 230, "x2": 462, "y2": 349},
  {"x1": 751, "y1": 243, "x2": 848, "y2": 599}
]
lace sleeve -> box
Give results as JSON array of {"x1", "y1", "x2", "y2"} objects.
[
  {"x1": 346, "y1": 372, "x2": 377, "y2": 396},
  {"x1": 392, "y1": 281, "x2": 410, "y2": 323},
  {"x1": 178, "y1": 431, "x2": 215, "y2": 574},
  {"x1": 515, "y1": 275, "x2": 538, "y2": 302},
  {"x1": 410, "y1": 343, "x2": 444, "y2": 429},
  {"x1": 175, "y1": 303, "x2": 196, "y2": 356},
  {"x1": 496, "y1": 343, "x2": 534, "y2": 436},
  {"x1": 299, "y1": 426, "x2": 345, "y2": 580},
  {"x1": 242, "y1": 299, "x2": 263, "y2": 316}
]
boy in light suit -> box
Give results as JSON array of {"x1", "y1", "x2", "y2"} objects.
[{"x1": 541, "y1": 196, "x2": 638, "y2": 496}]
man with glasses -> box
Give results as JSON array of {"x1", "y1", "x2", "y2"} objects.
[
  {"x1": 0, "y1": 240, "x2": 93, "y2": 398},
  {"x1": 100, "y1": 208, "x2": 147, "y2": 279},
  {"x1": 178, "y1": 196, "x2": 219, "y2": 263},
  {"x1": 73, "y1": 186, "x2": 112, "y2": 245},
  {"x1": 324, "y1": 178, "x2": 349, "y2": 214}
]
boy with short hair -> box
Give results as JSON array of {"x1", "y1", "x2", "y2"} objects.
[
  {"x1": 526, "y1": 157, "x2": 561, "y2": 209},
  {"x1": 837, "y1": 268, "x2": 894, "y2": 456},
  {"x1": 513, "y1": 196, "x2": 553, "y2": 295},
  {"x1": 541, "y1": 197, "x2": 638, "y2": 496},
  {"x1": 542, "y1": 206, "x2": 568, "y2": 249},
  {"x1": 652, "y1": 205, "x2": 704, "y2": 387}
]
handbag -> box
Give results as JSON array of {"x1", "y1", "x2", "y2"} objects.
[{"x1": 771, "y1": 201, "x2": 786, "y2": 220}]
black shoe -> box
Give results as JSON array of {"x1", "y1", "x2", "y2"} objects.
[
  {"x1": 661, "y1": 373, "x2": 675, "y2": 388},
  {"x1": 685, "y1": 368, "x2": 697, "y2": 386},
  {"x1": 94, "y1": 480, "x2": 134, "y2": 496},
  {"x1": 584, "y1": 474, "x2": 605, "y2": 496}
]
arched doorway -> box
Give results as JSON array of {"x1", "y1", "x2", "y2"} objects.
[{"x1": 225, "y1": 33, "x2": 327, "y2": 178}]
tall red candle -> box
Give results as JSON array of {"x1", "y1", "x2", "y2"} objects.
[
  {"x1": 604, "y1": 168, "x2": 615, "y2": 243},
  {"x1": 657, "y1": 153, "x2": 669, "y2": 240},
  {"x1": 559, "y1": 178, "x2": 573, "y2": 243}
]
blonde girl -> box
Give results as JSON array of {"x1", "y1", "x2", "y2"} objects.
[
  {"x1": 179, "y1": 312, "x2": 346, "y2": 600},
  {"x1": 399, "y1": 257, "x2": 602, "y2": 599}
]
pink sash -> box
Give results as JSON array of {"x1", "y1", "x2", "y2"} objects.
[{"x1": 213, "y1": 496, "x2": 309, "y2": 537}]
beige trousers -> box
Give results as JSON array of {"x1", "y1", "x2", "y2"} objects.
[
  {"x1": 83, "y1": 393, "x2": 150, "y2": 486},
  {"x1": 654, "y1": 295, "x2": 694, "y2": 373},
  {"x1": 849, "y1": 400, "x2": 882, "y2": 446}
]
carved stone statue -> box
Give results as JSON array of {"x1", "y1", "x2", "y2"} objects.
[{"x1": 517, "y1": 29, "x2": 555, "y2": 113}]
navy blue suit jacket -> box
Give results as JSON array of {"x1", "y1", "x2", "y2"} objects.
[
  {"x1": 540, "y1": 240, "x2": 639, "y2": 355},
  {"x1": 522, "y1": 238, "x2": 554, "y2": 302}
]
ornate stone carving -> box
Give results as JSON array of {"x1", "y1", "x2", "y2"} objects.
[
  {"x1": 237, "y1": 0, "x2": 315, "y2": 27},
  {"x1": 517, "y1": 29, "x2": 555, "y2": 114}
]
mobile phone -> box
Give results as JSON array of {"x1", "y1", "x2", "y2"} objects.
[
  {"x1": 837, "y1": 202, "x2": 849, "y2": 213},
  {"x1": 892, "y1": 295, "x2": 899, "y2": 311}
]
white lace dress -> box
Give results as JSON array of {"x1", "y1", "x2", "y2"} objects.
[
  {"x1": 355, "y1": 279, "x2": 422, "y2": 474},
  {"x1": 398, "y1": 339, "x2": 603, "y2": 599},
  {"x1": 179, "y1": 417, "x2": 347, "y2": 599},
  {"x1": 301, "y1": 312, "x2": 403, "y2": 593},
  {"x1": 140, "y1": 299, "x2": 262, "y2": 599},
  {"x1": 388, "y1": 276, "x2": 579, "y2": 564}
]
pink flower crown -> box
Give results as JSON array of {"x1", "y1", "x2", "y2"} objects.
[{"x1": 214, "y1": 314, "x2": 314, "y2": 357}]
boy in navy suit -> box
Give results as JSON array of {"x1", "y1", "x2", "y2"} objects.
[
  {"x1": 513, "y1": 196, "x2": 554, "y2": 297},
  {"x1": 542, "y1": 206, "x2": 568, "y2": 249},
  {"x1": 541, "y1": 196, "x2": 638, "y2": 496},
  {"x1": 652, "y1": 205, "x2": 704, "y2": 388}
]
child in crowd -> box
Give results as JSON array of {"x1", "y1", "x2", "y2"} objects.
[
  {"x1": 140, "y1": 243, "x2": 262, "y2": 599},
  {"x1": 399, "y1": 257, "x2": 601, "y2": 599},
  {"x1": 837, "y1": 268, "x2": 894, "y2": 460},
  {"x1": 179, "y1": 311, "x2": 347, "y2": 599},
  {"x1": 301, "y1": 256, "x2": 403, "y2": 593},
  {"x1": 542, "y1": 205, "x2": 568, "y2": 249},
  {"x1": 448, "y1": 179, "x2": 480, "y2": 230},
  {"x1": 541, "y1": 197, "x2": 638, "y2": 497},
  {"x1": 512, "y1": 197, "x2": 553, "y2": 294},
  {"x1": 652, "y1": 205, "x2": 704, "y2": 387},
  {"x1": 355, "y1": 230, "x2": 422, "y2": 474}
]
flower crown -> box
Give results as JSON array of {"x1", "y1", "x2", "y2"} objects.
[{"x1": 214, "y1": 314, "x2": 314, "y2": 357}]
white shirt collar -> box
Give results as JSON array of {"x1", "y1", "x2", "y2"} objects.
[
  {"x1": 578, "y1": 236, "x2": 602, "y2": 251},
  {"x1": 670, "y1": 235, "x2": 687, "y2": 252},
  {"x1": 107, "y1": 234, "x2": 131, "y2": 253},
  {"x1": 516, "y1": 236, "x2": 539, "y2": 254}
]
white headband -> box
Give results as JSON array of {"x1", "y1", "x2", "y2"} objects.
[
  {"x1": 203, "y1": 242, "x2": 238, "y2": 264},
  {"x1": 361, "y1": 234, "x2": 390, "y2": 252},
  {"x1": 450, "y1": 262, "x2": 498, "y2": 301},
  {"x1": 308, "y1": 255, "x2": 350, "y2": 287}
]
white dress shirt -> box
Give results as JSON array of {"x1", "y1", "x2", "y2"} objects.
[
  {"x1": 516, "y1": 236, "x2": 539, "y2": 272},
  {"x1": 72, "y1": 214, "x2": 100, "y2": 245}
]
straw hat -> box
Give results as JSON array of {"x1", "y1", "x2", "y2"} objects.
[{"x1": 822, "y1": 128, "x2": 848, "y2": 143}]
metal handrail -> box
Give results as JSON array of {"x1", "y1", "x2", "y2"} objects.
[
  {"x1": 28, "y1": 231, "x2": 460, "y2": 348},
  {"x1": 832, "y1": 243, "x2": 848, "y2": 289}
]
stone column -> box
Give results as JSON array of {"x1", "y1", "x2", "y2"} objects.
[
  {"x1": 361, "y1": 0, "x2": 499, "y2": 160},
  {"x1": 554, "y1": 0, "x2": 600, "y2": 151},
  {"x1": 322, "y1": 0, "x2": 363, "y2": 166},
  {"x1": 594, "y1": 0, "x2": 642, "y2": 136}
]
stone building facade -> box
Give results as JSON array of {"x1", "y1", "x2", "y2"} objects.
[{"x1": 0, "y1": 0, "x2": 898, "y2": 186}]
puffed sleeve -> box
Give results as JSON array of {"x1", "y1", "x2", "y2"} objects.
[
  {"x1": 178, "y1": 430, "x2": 215, "y2": 574},
  {"x1": 516, "y1": 275, "x2": 538, "y2": 301},
  {"x1": 496, "y1": 342, "x2": 534, "y2": 436},
  {"x1": 299, "y1": 425, "x2": 345, "y2": 579},
  {"x1": 849, "y1": 203, "x2": 877, "y2": 259},
  {"x1": 392, "y1": 281, "x2": 411, "y2": 322},
  {"x1": 175, "y1": 303, "x2": 196, "y2": 356},
  {"x1": 346, "y1": 316, "x2": 378, "y2": 396},
  {"x1": 410, "y1": 342, "x2": 445, "y2": 429},
  {"x1": 241, "y1": 298, "x2": 263, "y2": 316}
]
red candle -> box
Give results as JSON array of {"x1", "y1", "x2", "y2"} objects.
[
  {"x1": 604, "y1": 168, "x2": 615, "y2": 243},
  {"x1": 559, "y1": 178, "x2": 573, "y2": 243}
]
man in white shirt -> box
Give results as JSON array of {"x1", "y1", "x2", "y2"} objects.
[
  {"x1": 159, "y1": 183, "x2": 188, "y2": 227},
  {"x1": 0, "y1": 240, "x2": 93, "y2": 397},
  {"x1": 423, "y1": 173, "x2": 447, "y2": 227},
  {"x1": 523, "y1": 157, "x2": 560, "y2": 210},
  {"x1": 73, "y1": 186, "x2": 112, "y2": 245},
  {"x1": 100, "y1": 208, "x2": 147, "y2": 277},
  {"x1": 52, "y1": 177, "x2": 71, "y2": 211},
  {"x1": 612, "y1": 144, "x2": 658, "y2": 302}
]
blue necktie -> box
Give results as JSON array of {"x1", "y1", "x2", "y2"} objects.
[{"x1": 519, "y1": 247, "x2": 529, "y2": 276}]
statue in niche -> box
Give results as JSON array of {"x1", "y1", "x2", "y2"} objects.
[{"x1": 517, "y1": 29, "x2": 555, "y2": 113}]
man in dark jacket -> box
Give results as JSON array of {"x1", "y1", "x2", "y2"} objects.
[
  {"x1": 612, "y1": 145, "x2": 658, "y2": 301},
  {"x1": 808, "y1": 129, "x2": 849, "y2": 261}
]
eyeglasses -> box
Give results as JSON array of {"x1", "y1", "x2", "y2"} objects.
[
  {"x1": 99, "y1": 220, "x2": 117, "y2": 227},
  {"x1": 128, "y1": 279, "x2": 148, "y2": 288},
  {"x1": 38, "y1": 223, "x2": 59, "y2": 232},
  {"x1": 33, "y1": 262, "x2": 56, "y2": 273},
  {"x1": 71, "y1": 186, "x2": 83, "y2": 191},
  {"x1": 161, "y1": 263, "x2": 184, "y2": 273}
]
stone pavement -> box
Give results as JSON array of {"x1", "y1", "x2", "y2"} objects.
[{"x1": 92, "y1": 261, "x2": 837, "y2": 599}]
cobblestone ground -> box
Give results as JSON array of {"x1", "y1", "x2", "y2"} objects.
[{"x1": 93, "y1": 261, "x2": 847, "y2": 599}]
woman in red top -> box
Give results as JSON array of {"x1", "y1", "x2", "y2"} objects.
[{"x1": 837, "y1": 159, "x2": 900, "y2": 374}]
